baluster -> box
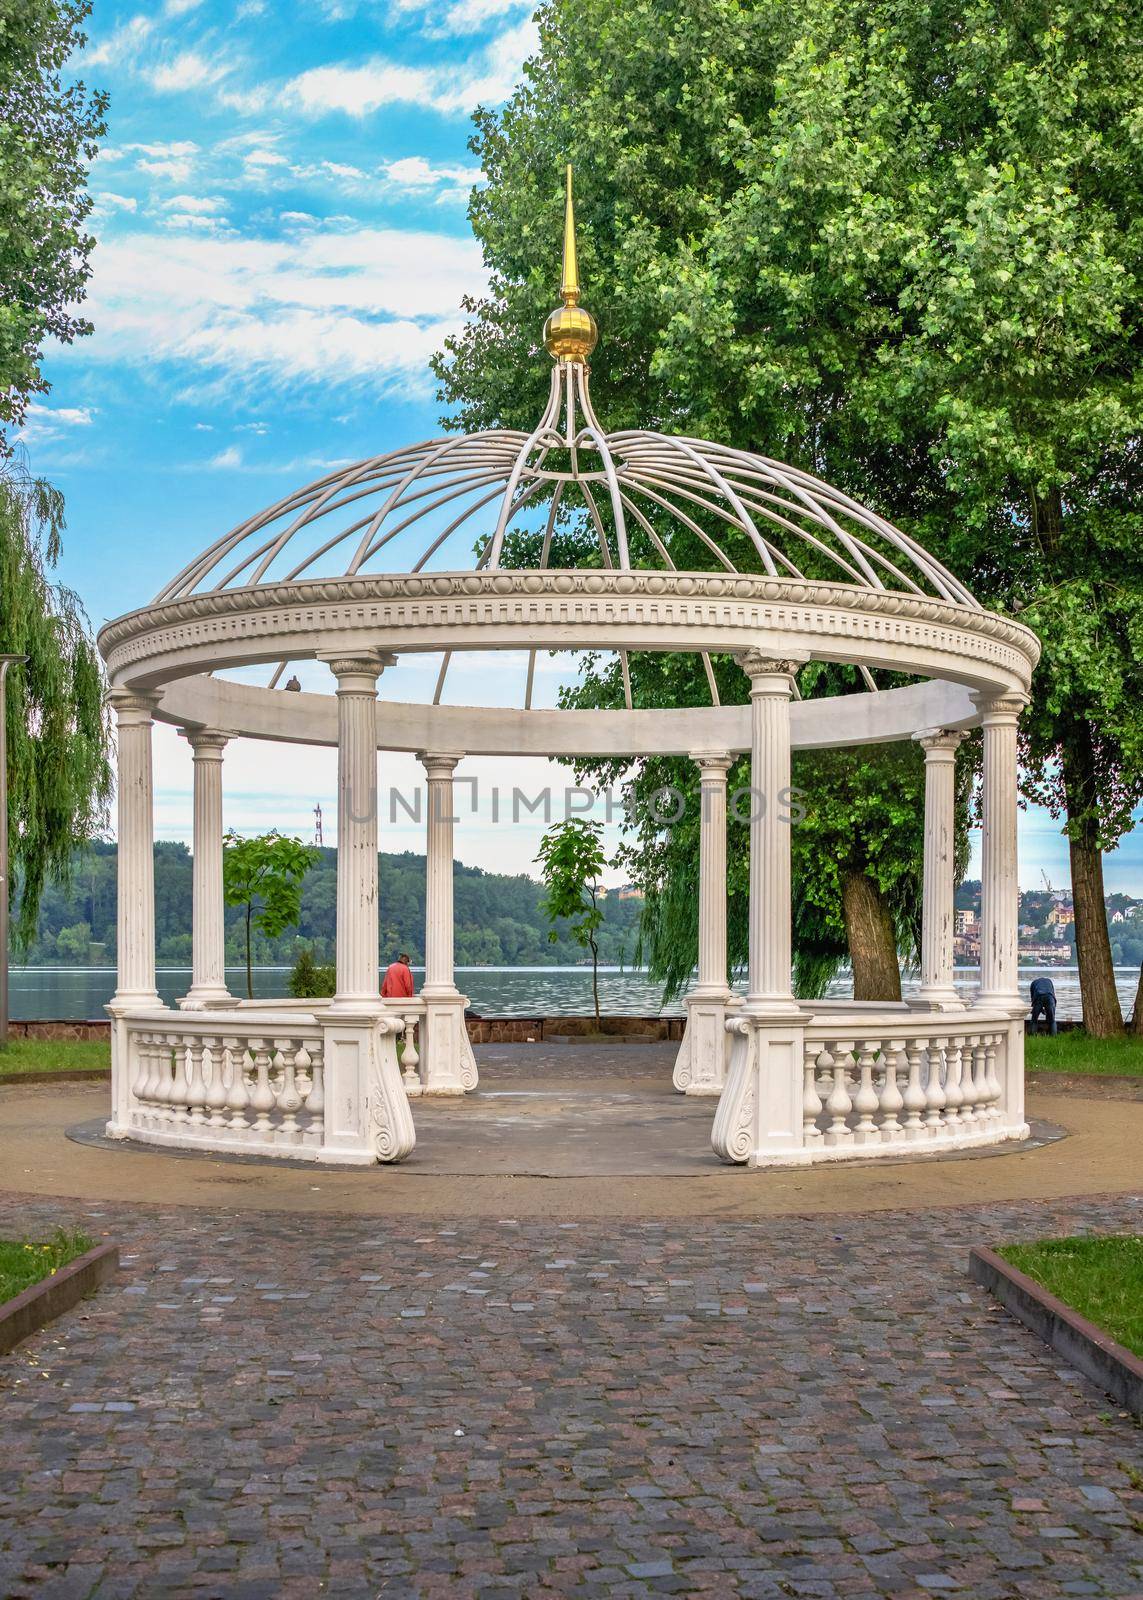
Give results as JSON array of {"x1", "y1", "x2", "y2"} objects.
[
  {"x1": 984, "y1": 1032, "x2": 1003, "y2": 1125},
  {"x1": 250, "y1": 1039, "x2": 275, "y2": 1135},
  {"x1": 877, "y1": 1041, "x2": 905, "y2": 1140},
  {"x1": 226, "y1": 1036, "x2": 251, "y2": 1130},
  {"x1": 277, "y1": 1038, "x2": 303, "y2": 1144},
  {"x1": 166, "y1": 1033, "x2": 186, "y2": 1125},
  {"x1": 304, "y1": 1039, "x2": 325, "y2": 1147},
  {"x1": 968, "y1": 1034, "x2": 989, "y2": 1126},
  {"x1": 185, "y1": 1036, "x2": 207, "y2": 1127},
  {"x1": 401, "y1": 1014, "x2": 420, "y2": 1090},
  {"x1": 148, "y1": 1033, "x2": 170, "y2": 1126},
  {"x1": 824, "y1": 1042, "x2": 854, "y2": 1147},
  {"x1": 942, "y1": 1036, "x2": 964, "y2": 1132},
  {"x1": 853, "y1": 1040, "x2": 881, "y2": 1146},
  {"x1": 130, "y1": 1028, "x2": 150, "y2": 1111},
  {"x1": 902, "y1": 1039, "x2": 926, "y2": 1140},
  {"x1": 924, "y1": 1036, "x2": 948, "y2": 1138},
  {"x1": 203, "y1": 1036, "x2": 228, "y2": 1127},
  {"x1": 802, "y1": 1042, "x2": 824, "y2": 1149}
]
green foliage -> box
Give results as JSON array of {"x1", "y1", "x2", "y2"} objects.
[
  {"x1": 999, "y1": 1235, "x2": 1143, "y2": 1359},
  {"x1": 1023, "y1": 1029, "x2": 1143, "y2": 1078},
  {"x1": 2, "y1": 460, "x2": 112, "y2": 947},
  {"x1": 288, "y1": 948, "x2": 336, "y2": 999},
  {"x1": 535, "y1": 818, "x2": 607, "y2": 1022},
  {"x1": 0, "y1": 1227, "x2": 94, "y2": 1303},
  {"x1": 0, "y1": 1036, "x2": 108, "y2": 1077},
  {"x1": 437, "y1": 0, "x2": 1142, "y2": 1021},
  {"x1": 222, "y1": 831, "x2": 318, "y2": 999},
  {"x1": 0, "y1": 0, "x2": 107, "y2": 434}
]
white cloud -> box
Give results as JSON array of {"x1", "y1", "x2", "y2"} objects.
[
  {"x1": 148, "y1": 50, "x2": 230, "y2": 94},
  {"x1": 285, "y1": 18, "x2": 535, "y2": 117},
  {"x1": 85, "y1": 14, "x2": 154, "y2": 67},
  {"x1": 20, "y1": 405, "x2": 96, "y2": 444},
  {"x1": 161, "y1": 194, "x2": 225, "y2": 213},
  {"x1": 384, "y1": 156, "x2": 481, "y2": 189},
  {"x1": 72, "y1": 224, "x2": 484, "y2": 396},
  {"x1": 93, "y1": 191, "x2": 139, "y2": 213},
  {"x1": 165, "y1": 0, "x2": 206, "y2": 14},
  {"x1": 209, "y1": 445, "x2": 243, "y2": 468},
  {"x1": 440, "y1": 0, "x2": 533, "y2": 33}
]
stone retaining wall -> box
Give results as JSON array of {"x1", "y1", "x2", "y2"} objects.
[{"x1": 12, "y1": 1015, "x2": 688, "y2": 1044}]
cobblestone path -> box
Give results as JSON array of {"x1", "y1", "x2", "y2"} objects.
[{"x1": 0, "y1": 1193, "x2": 1140, "y2": 1599}]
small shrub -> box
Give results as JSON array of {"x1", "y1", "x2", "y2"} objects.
[{"x1": 289, "y1": 950, "x2": 336, "y2": 998}]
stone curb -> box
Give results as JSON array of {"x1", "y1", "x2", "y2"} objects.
[
  {"x1": 0, "y1": 1242, "x2": 120, "y2": 1357},
  {"x1": 969, "y1": 1243, "x2": 1143, "y2": 1418},
  {"x1": 0, "y1": 1069, "x2": 111, "y2": 1086}
]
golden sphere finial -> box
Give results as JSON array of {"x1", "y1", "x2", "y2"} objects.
[{"x1": 543, "y1": 165, "x2": 598, "y2": 362}]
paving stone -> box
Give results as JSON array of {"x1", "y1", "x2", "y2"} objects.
[{"x1": 0, "y1": 1191, "x2": 1140, "y2": 1597}]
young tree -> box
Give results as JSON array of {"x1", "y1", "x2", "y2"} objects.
[
  {"x1": 222, "y1": 831, "x2": 318, "y2": 999},
  {"x1": 437, "y1": 0, "x2": 1143, "y2": 1033},
  {"x1": 2, "y1": 463, "x2": 111, "y2": 949},
  {"x1": 535, "y1": 818, "x2": 607, "y2": 1026}
]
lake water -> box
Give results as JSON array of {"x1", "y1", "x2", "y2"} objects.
[{"x1": 8, "y1": 964, "x2": 1140, "y2": 1021}]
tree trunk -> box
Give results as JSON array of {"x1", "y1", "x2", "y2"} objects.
[
  {"x1": 589, "y1": 935, "x2": 600, "y2": 1027},
  {"x1": 245, "y1": 904, "x2": 253, "y2": 1000},
  {"x1": 840, "y1": 867, "x2": 902, "y2": 1001},
  {"x1": 1060, "y1": 723, "x2": 1122, "y2": 1036}
]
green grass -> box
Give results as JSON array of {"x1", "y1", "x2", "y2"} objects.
[
  {"x1": 999, "y1": 1235, "x2": 1143, "y2": 1358},
  {"x1": 1024, "y1": 1029, "x2": 1143, "y2": 1076},
  {"x1": 0, "y1": 1229, "x2": 95, "y2": 1304},
  {"x1": 0, "y1": 1037, "x2": 111, "y2": 1078}
]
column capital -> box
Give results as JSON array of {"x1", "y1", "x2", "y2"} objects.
[
  {"x1": 418, "y1": 751, "x2": 463, "y2": 778},
  {"x1": 690, "y1": 749, "x2": 734, "y2": 777},
  {"x1": 735, "y1": 649, "x2": 807, "y2": 687},
  {"x1": 970, "y1": 690, "x2": 1029, "y2": 724},
  {"x1": 914, "y1": 727, "x2": 965, "y2": 757},
  {"x1": 108, "y1": 686, "x2": 162, "y2": 721},
  {"x1": 179, "y1": 726, "x2": 232, "y2": 757},
  {"x1": 318, "y1": 651, "x2": 397, "y2": 692}
]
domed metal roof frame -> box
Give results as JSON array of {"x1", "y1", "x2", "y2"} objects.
[{"x1": 99, "y1": 171, "x2": 1040, "y2": 753}]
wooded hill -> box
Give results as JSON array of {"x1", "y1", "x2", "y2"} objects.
[{"x1": 19, "y1": 842, "x2": 642, "y2": 968}]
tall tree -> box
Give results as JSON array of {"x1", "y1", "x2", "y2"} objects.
[
  {"x1": 223, "y1": 831, "x2": 319, "y2": 1000},
  {"x1": 437, "y1": 0, "x2": 1142, "y2": 1030},
  {"x1": 0, "y1": 0, "x2": 106, "y2": 432},
  {"x1": 536, "y1": 818, "x2": 607, "y2": 1024},
  {"x1": 1, "y1": 463, "x2": 111, "y2": 949}
]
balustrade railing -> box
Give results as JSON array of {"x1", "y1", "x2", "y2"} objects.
[
  {"x1": 123, "y1": 1011, "x2": 326, "y2": 1156},
  {"x1": 799, "y1": 1017, "x2": 1014, "y2": 1158},
  {"x1": 383, "y1": 997, "x2": 425, "y2": 1096}
]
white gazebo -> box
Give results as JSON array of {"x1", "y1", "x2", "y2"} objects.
[{"x1": 98, "y1": 172, "x2": 1039, "y2": 1168}]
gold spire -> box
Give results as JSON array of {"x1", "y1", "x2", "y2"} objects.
[{"x1": 543, "y1": 164, "x2": 597, "y2": 362}]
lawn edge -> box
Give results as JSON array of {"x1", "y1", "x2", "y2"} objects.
[
  {"x1": 0, "y1": 1068, "x2": 110, "y2": 1086},
  {"x1": 0, "y1": 1242, "x2": 120, "y2": 1357},
  {"x1": 969, "y1": 1243, "x2": 1142, "y2": 1418}
]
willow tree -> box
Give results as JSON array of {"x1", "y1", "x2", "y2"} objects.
[
  {"x1": 439, "y1": 0, "x2": 1143, "y2": 1029},
  {"x1": 1, "y1": 464, "x2": 111, "y2": 948}
]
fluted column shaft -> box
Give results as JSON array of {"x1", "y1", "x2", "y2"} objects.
[
  {"x1": 915, "y1": 729, "x2": 964, "y2": 1007},
  {"x1": 694, "y1": 751, "x2": 732, "y2": 994},
  {"x1": 974, "y1": 693, "x2": 1027, "y2": 1009},
  {"x1": 110, "y1": 690, "x2": 162, "y2": 1008},
  {"x1": 421, "y1": 753, "x2": 462, "y2": 995},
  {"x1": 738, "y1": 653, "x2": 801, "y2": 1015},
  {"x1": 323, "y1": 654, "x2": 391, "y2": 1009},
  {"x1": 182, "y1": 729, "x2": 231, "y2": 1005}
]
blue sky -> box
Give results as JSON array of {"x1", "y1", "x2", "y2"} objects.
[{"x1": 21, "y1": 0, "x2": 1143, "y2": 892}]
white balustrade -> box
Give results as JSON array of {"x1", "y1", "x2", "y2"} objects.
[
  {"x1": 121, "y1": 1012, "x2": 331, "y2": 1159},
  {"x1": 792, "y1": 1017, "x2": 1017, "y2": 1160}
]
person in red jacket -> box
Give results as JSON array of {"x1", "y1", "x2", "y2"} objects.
[{"x1": 381, "y1": 952, "x2": 415, "y2": 1000}]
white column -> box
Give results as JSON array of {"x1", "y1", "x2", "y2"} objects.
[
  {"x1": 109, "y1": 689, "x2": 162, "y2": 1010},
  {"x1": 741, "y1": 654, "x2": 800, "y2": 1015},
  {"x1": 105, "y1": 687, "x2": 163, "y2": 1140},
  {"x1": 912, "y1": 729, "x2": 964, "y2": 1011},
  {"x1": 317, "y1": 651, "x2": 414, "y2": 1164},
  {"x1": 180, "y1": 728, "x2": 233, "y2": 1009},
  {"x1": 325, "y1": 654, "x2": 388, "y2": 1010},
  {"x1": 422, "y1": 753, "x2": 462, "y2": 995},
  {"x1": 415, "y1": 751, "x2": 479, "y2": 1094},
  {"x1": 712, "y1": 652, "x2": 807, "y2": 1167},
  {"x1": 673, "y1": 751, "x2": 735, "y2": 1095},
  {"x1": 973, "y1": 693, "x2": 1027, "y2": 1011}
]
